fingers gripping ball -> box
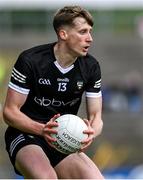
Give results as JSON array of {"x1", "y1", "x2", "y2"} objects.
[{"x1": 51, "y1": 114, "x2": 88, "y2": 154}]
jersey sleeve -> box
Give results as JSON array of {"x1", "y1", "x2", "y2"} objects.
[
  {"x1": 85, "y1": 61, "x2": 102, "y2": 98},
  {"x1": 8, "y1": 53, "x2": 32, "y2": 94}
]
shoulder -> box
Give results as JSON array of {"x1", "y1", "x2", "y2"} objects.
[
  {"x1": 18, "y1": 43, "x2": 55, "y2": 63},
  {"x1": 78, "y1": 53, "x2": 100, "y2": 71}
]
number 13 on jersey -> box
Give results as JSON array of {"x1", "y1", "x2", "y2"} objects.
[{"x1": 58, "y1": 83, "x2": 67, "y2": 92}]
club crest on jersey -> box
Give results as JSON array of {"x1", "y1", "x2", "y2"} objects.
[{"x1": 77, "y1": 81, "x2": 83, "y2": 90}]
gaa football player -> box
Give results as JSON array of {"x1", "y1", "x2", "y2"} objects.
[{"x1": 3, "y1": 5, "x2": 104, "y2": 179}]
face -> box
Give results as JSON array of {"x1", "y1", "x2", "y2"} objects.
[{"x1": 61, "y1": 17, "x2": 93, "y2": 57}]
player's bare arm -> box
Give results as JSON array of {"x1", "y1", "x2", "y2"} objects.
[
  {"x1": 81, "y1": 96, "x2": 103, "y2": 150},
  {"x1": 87, "y1": 96, "x2": 103, "y2": 136},
  {"x1": 3, "y1": 88, "x2": 45, "y2": 135}
]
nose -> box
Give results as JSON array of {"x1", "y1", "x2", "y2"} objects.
[{"x1": 86, "y1": 33, "x2": 93, "y2": 42}]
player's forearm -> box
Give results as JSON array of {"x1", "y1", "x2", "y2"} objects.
[
  {"x1": 3, "y1": 106, "x2": 45, "y2": 136},
  {"x1": 89, "y1": 112, "x2": 103, "y2": 138},
  {"x1": 91, "y1": 118, "x2": 103, "y2": 138}
]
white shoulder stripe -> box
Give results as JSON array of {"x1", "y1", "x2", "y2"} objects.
[
  {"x1": 11, "y1": 74, "x2": 26, "y2": 83},
  {"x1": 94, "y1": 84, "x2": 101, "y2": 88},
  {"x1": 13, "y1": 67, "x2": 26, "y2": 78},
  {"x1": 96, "y1": 79, "x2": 101, "y2": 83},
  {"x1": 9, "y1": 82, "x2": 30, "y2": 94},
  {"x1": 94, "y1": 79, "x2": 101, "y2": 88},
  {"x1": 12, "y1": 71, "x2": 26, "y2": 82},
  {"x1": 86, "y1": 91, "x2": 102, "y2": 98}
]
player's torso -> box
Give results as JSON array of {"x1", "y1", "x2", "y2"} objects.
[
  {"x1": 19, "y1": 43, "x2": 100, "y2": 122},
  {"x1": 22, "y1": 54, "x2": 86, "y2": 121},
  {"x1": 31, "y1": 60, "x2": 85, "y2": 108}
]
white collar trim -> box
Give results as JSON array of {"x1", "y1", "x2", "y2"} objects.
[{"x1": 54, "y1": 61, "x2": 74, "y2": 74}]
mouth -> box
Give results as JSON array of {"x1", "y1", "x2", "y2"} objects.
[{"x1": 83, "y1": 46, "x2": 90, "y2": 52}]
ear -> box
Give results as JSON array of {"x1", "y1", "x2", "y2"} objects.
[{"x1": 59, "y1": 29, "x2": 68, "y2": 40}]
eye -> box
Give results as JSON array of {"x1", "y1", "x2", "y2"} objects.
[
  {"x1": 79, "y1": 28, "x2": 92, "y2": 35},
  {"x1": 79, "y1": 29, "x2": 87, "y2": 34}
]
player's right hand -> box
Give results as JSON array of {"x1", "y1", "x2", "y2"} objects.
[
  {"x1": 80, "y1": 119, "x2": 95, "y2": 151},
  {"x1": 42, "y1": 114, "x2": 60, "y2": 148}
]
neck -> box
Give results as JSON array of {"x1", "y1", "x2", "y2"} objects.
[{"x1": 54, "y1": 43, "x2": 77, "y2": 68}]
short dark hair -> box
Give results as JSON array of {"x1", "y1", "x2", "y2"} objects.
[{"x1": 53, "y1": 6, "x2": 93, "y2": 33}]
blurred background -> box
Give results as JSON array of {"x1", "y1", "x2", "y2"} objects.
[{"x1": 0, "y1": 0, "x2": 143, "y2": 179}]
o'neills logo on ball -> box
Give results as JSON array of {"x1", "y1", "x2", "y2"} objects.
[
  {"x1": 54, "y1": 134, "x2": 79, "y2": 154},
  {"x1": 53, "y1": 141, "x2": 71, "y2": 154},
  {"x1": 62, "y1": 132, "x2": 80, "y2": 146}
]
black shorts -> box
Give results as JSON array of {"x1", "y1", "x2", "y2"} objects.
[{"x1": 5, "y1": 126, "x2": 68, "y2": 175}]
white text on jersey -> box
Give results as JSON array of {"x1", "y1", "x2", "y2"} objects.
[
  {"x1": 34, "y1": 97, "x2": 80, "y2": 107},
  {"x1": 38, "y1": 78, "x2": 51, "y2": 85}
]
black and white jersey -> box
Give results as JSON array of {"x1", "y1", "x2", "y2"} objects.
[{"x1": 9, "y1": 43, "x2": 102, "y2": 122}]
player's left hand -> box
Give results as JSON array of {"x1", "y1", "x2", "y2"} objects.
[{"x1": 80, "y1": 119, "x2": 95, "y2": 152}]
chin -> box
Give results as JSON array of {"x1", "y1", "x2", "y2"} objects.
[
  {"x1": 78, "y1": 52, "x2": 88, "y2": 57},
  {"x1": 81, "y1": 52, "x2": 88, "y2": 56}
]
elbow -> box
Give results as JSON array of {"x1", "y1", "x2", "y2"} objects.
[
  {"x1": 3, "y1": 106, "x2": 13, "y2": 126},
  {"x1": 98, "y1": 120, "x2": 103, "y2": 135},
  {"x1": 101, "y1": 120, "x2": 104, "y2": 132},
  {"x1": 3, "y1": 107, "x2": 9, "y2": 124}
]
